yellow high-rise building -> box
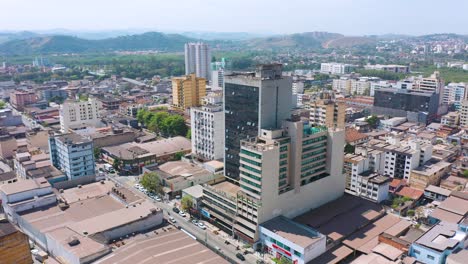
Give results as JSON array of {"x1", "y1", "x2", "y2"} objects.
[{"x1": 172, "y1": 73, "x2": 206, "y2": 109}]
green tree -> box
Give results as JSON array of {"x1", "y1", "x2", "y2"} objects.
[
  {"x1": 112, "y1": 158, "x2": 121, "y2": 170},
  {"x1": 344, "y1": 144, "x2": 355, "y2": 154},
  {"x1": 173, "y1": 151, "x2": 185, "y2": 161},
  {"x1": 279, "y1": 256, "x2": 292, "y2": 264},
  {"x1": 161, "y1": 115, "x2": 187, "y2": 137},
  {"x1": 140, "y1": 172, "x2": 162, "y2": 194},
  {"x1": 93, "y1": 148, "x2": 101, "y2": 160},
  {"x1": 0, "y1": 100, "x2": 5, "y2": 109},
  {"x1": 180, "y1": 195, "x2": 193, "y2": 212},
  {"x1": 365, "y1": 115, "x2": 379, "y2": 129},
  {"x1": 462, "y1": 170, "x2": 468, "y2": 178},
  {"x1": 186, "y1": 128, "x2": 191, "y2": 139}
]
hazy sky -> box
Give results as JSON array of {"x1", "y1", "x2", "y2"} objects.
[{"x1": 2, "y1": 0, "x2": 467, "y2": 35}]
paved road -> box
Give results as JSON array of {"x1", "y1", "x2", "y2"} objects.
[{"x1": 108, "y1": 175, "x2": 264, "y2": 264}]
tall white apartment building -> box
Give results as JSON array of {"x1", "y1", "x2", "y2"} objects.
[
  {"x1": 185, "y1": 42, "x2": 211, "y2": 80},
  {"x1": 234, "y1": 117, "x2": 345, "y2": 242},
  {"x1": 292, "y1": 81, "x2": 304, "y2": 94},
  {"x1": 190, "y1": 104, "x2": 224, "y2": 161},
  {"x1": 320, "y1": 63, "x2": 354, "y2": 75},
  {"x1": 59, "y1": 98, "x2": 100, "y2": 132},
  {"x1": 442, "y1": 82, "x2": 467, "y2": 110},
  {"x1": 211, "y1": 58, "x2": 226, "y2": 90}
]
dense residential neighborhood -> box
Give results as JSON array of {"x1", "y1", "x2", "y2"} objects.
[{"x1": 0, "y1": 1, "x2": 468, "y2": 264}]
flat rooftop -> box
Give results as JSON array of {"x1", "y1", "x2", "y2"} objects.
[
  {"x1": 0, "y1": 177, "x2": 50, "y2": 195},
  {"x1": 158, "y1": 161, "x2": 210, "y2": 178},
  {"x1": 95, "y1": 228, "x2": 229, "y2": 264},
  {"x1": 59, "y1": 181, "x2": 115, "y2": 204},
  {"x1": 261, "y1": 216, "x2": 324, "y2": 248},
  {"x1": 209, "y1": 181, "x2": 240, "y2": 197}
]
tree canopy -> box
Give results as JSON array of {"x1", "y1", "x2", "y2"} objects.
[
  {"x1": 180, "y1": 196, "x2": 194, "y2": 212},
  {"x1": 137, "y1": 109, "x2": 188, "y2": 137},
  {"x1": 140, "y1": 172, "x2": 163, "y2": 194}
]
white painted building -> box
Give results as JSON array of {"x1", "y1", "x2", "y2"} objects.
[
  {"x1": 260, "y1": 216, "x2": 326, "y2": 264},
  {"x1": 344, "y1": 151, "x2": 390, "y2": 203},
  {"x1": 190, "y1": 104, "x2": 224, "y2": 161},
  {"x1": 59, "y1": 98, "x2": 100, "y2": 132},
  {"x1": 320, "y1": 63, "x2": 355, "y2": 75},
  {"x1": 442, "y1": 82, "x2": 467, "y2": 109},
  {"x1": 0, "y1": 177, "x2": 56, "y2": 220}
]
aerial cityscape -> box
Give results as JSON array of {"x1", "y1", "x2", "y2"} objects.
[{"x1": 0, "y1": 1, "x2": 468, "y2": 264}]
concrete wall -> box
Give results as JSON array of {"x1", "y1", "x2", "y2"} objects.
[{"x1": 93, "y1": 210, "x2": 163, "y2": 243}]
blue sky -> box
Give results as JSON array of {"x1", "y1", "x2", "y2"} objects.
[{"x1": 1, "y1": 0, "x2": 467, "y2": 35}]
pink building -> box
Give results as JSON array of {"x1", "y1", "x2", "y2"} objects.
[{"x1": 10, "y1": 90, "x2": 38, "y2": 110}]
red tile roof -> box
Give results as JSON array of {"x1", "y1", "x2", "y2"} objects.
[
  {"x1": 345, "y1": 128, "x2": 369, "y2": 144},
  {"x1": 396, "y1": 187, "x2": 424, "y2": 200}
]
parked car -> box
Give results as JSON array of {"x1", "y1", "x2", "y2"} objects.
[
  {"x1": 192, "y1": 219, "x2": 198, "y2": 225},
  {"x1": 179, "y1": 211, "x2": 186, "y2": 217},
  {"x1": 169, "y1": 216, "x2": 176, "y2": 223},
  {"x1": 197, "y1": 222, "x2": 206, "y2": 230},
  {"x1": 172, "y1": 207, "x2": 180, "y2": 214},
  {"x1": 236, "y1": 253, "x2": 245, "y2": 261},
  {"x1": 155, "y1": 197, "x2": 162, "y2": 202}
]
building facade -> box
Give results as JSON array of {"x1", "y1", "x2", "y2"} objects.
[
  {"x1": 10, "y1": 90, "x2": 38, "y2": 110},
  {"x1": 185, "y1": 42, "x2": 211, "y2": 80},
  {"x1": 234, "y1": 118, "x2": 345, "y2": 242},
  {"x1": 320, "y1": 63, "x2": 354, "y2": 75},
  {"x1": 223, "y1": 64, "x2": 292, "y2": 180},
  {"x1": 172, "y1": 73, "x2": 206, "y2": 110},
  {"x1": 190, "y1": 104, "x2": 224, "y2": 161},
  {"x1": 59, "y1": 98, "x2": 100, "y2": 132},
  {"x1": 373, "y1": 88, "x2": 439, "y2": 124},
  {"x1": 307, "y1": 99, "x2": 345, "y2": 129},
  {"x1": 442, "y1": 83, "x2": 466, "y2": 110},
  {"x1": 211, "y1": 59, "x2": 226, "y2": 90},
  {"x1": 49, "y1": 133, "x2": 95, "y2": 180}
]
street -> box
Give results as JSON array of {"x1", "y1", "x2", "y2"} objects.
[{"x1": 106, "y1": 173, "x2": 264, "y2": 264}]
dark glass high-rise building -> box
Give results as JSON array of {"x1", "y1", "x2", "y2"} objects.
[{"x1": 223, "y1": 64, "x2": 292, "y2": 180}]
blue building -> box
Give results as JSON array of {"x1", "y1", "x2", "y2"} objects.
[
  {"x1": 49, "y1": 133, "x2": 95, "y2": 180},
  {"x1": 409, "y1": 221, "x2": 467, "y2": 264},
  {"x1": 42, "y1": 88, "x2": 68, "y2": 102}
]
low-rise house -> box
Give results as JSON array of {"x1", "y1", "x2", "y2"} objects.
[
  {"x1": 102, "y1": 136, "x2": 191, "y2": 174},
  {"x1": 424, "y1": 185, "x2": 452, "y2": 202},
  {"x1": 260, "y1": 216, "x2": 326, "y2": 264},
  {"x1": 157, "y1": 160, "x2": 224, "y2": 198},
  {"x1": 345, "y1": 128, "x2": 369, "y2": 146},
  {"x1": 428, "y1": 193, "x2": 468, "y2": 224},
  {"x1": 409, "y1": 221, "x2": 466, "y2": 264},
  {"x1": 409, "y1": 160, "x2": 451, "y2": 190}
]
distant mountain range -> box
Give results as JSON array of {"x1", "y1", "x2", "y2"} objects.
[{"x1": 0, "y1": 30, "x2": 466, "y2": 55}]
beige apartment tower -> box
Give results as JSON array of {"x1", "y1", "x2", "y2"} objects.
[
  {"x1": 172, "y1": 74, "x2": 206, "y2": 109},
  {"x1": 307, "y1": 99, "x2": 345, "y2": 129}
]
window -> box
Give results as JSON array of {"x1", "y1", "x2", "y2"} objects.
[
  {"x1": 294, "y1": 250, "x2": 301, "y2": 257},
  {"x1": 413, "y1": 249, "x2": 420, "y2": 255},
  {"x1": 427, "y1": 255, "x2": 434, "y2": 260}
]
